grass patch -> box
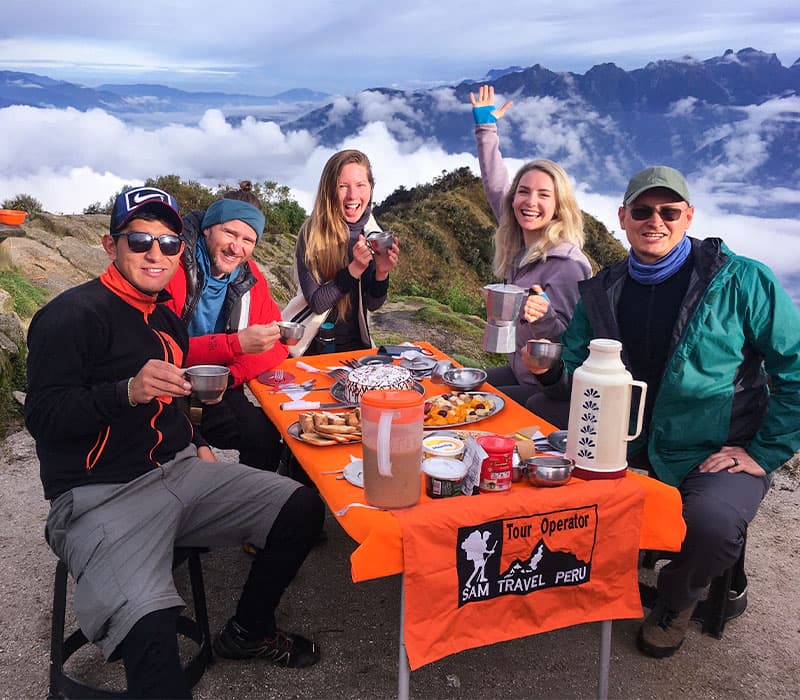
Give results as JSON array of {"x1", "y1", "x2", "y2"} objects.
[
  {"x1": 414, "y1": 305, "x2": 482, "y2": 336},
  {"x1": 0, "y1": 271, "x2": 48, "y2": 319},
  {"x1": 0, "y1": 350, "x2": 26, "y2": 437}
]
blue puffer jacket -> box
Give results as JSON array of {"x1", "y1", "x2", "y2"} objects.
[{"x1": 553, "y1": 237, "x2": 800, "y2": 486}]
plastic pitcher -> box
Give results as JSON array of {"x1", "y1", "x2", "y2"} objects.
[{"x1": 361, "y1": 390, "x2": 424, "y2": 508}]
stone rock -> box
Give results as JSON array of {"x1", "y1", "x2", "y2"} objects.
[
  {"x1": 0, "y1": 287, "x2": 12, "y2": 314},
  {"x1": 0, "y1": 329, "x2": 18, "y2": 354},
  {"x1": 0, "y1": 306, "x2": 25, "y2": 340},
  {"x1": 56, "y1": 236, "x2": 108, "y2": 279},
  {"x1": 0, "y1": 236, "x2": 95, "y2": 296},
  {"x1": 32, "y1": 212, "x2": 109, "y2": 245}
]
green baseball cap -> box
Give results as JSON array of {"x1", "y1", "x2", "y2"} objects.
[{"x1": 623, "y1": 166, "x2": 691, "y2": 205}]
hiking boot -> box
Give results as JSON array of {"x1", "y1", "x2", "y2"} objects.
[
  {"x1": 213, "y1": 618, "x2": 320, "y2": 668},
  {"x1": 636, "y1": 600, "x2": 695, "y2": 658}
]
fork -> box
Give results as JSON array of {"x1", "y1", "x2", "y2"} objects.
[
  {"x1": 272, "y1": 368, "x2": 285, "y2": 385},
  {"x1": 340, "y1": 358, "x2": 360, "y2": 369},
  {"x1": 334, "y1": 502, "x2": 382, "y2": 517},
  {"x1": 327, "y1": 368, "x2": 349, "y2": 383}
]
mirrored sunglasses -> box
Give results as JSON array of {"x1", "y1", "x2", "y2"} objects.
[
  {"x1": 629, "y1": 205, "x2": 685, "y2": 222},
  {"x1": 113, "y1": 232, "x2": 184, "y2": 256}
]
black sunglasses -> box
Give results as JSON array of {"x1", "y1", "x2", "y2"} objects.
[
  {"x1": 113, "y1": 232, "x2": 184, "y2": 256},
  {"x1": 628, "y1": 205, "x2": 685, "y2": 222}
]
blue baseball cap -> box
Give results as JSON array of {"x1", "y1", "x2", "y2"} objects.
[{"x1": 110, "y1": 186, "x2": 183, "y2": 235}]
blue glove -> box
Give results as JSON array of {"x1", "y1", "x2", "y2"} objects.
[{"x1": 472, "y1": 105, "x2": 497, "y2": 125}]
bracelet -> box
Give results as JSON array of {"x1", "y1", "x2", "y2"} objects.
[{"x1": 127, "y1": 377, "x2": 138, "y2": 407}]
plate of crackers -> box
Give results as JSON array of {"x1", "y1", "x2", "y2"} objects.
[{"x1": 287, "y1": 407, "x2": 362, "y2": 446}]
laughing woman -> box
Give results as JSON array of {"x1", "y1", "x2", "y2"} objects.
[
  {"x1": 294, "y1": 149, "x2": 400, "y2": 354},
  {"x1": 469, "y1": 84, "x2": 592, "y2": 405}
]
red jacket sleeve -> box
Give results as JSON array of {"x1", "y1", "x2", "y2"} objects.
[{"x1": 184, "y1": 262, "x2": 289, "y2": 387}]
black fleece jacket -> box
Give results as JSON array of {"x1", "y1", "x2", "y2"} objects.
[{"x1": 25, "y1": 267, "x2": 198, "y2": 500}]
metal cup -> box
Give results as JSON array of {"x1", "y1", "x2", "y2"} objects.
[
  {"x1": 365, "y1": 229, "x2": 395, "y2": 254},
  {"x1": 277, "y1": 321, "x2": 305, "y2": 346},
  {"x1": 185, "y1": 365, "x2": 230, "y2": 404},
  {"x1": 525, "y1": 340, "x2": 563, "y2": 370},
  {"x1": 431, "y1": 360, "x2": 454, "y2": 384}
]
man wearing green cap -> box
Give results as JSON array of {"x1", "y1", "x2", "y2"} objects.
[
  {"x1": 165, "y1": 182, "x2": 287, "y2": 471},
  {"x1": 524, "y1": 165, "x2": 800, "y2": 658}
]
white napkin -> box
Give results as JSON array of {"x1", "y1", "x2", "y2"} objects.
[
  {"x1": 283, "y1": 387, "x2": 311, "y2": 401},
  {"x1": 281, "y1": 400, "x2": 321, "y2": 410},
  {"x1": 296, "y1": 361, "x2": 322, "y2": 373},
  {"x1": 400, "y1": 350, "x2": 425, "y2": 362}
]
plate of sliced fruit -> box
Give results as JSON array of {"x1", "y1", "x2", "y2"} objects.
[{"x1": 423, "y1": 391, "x2": 504, "y2": 429}]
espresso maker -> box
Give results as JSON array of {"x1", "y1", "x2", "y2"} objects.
[{"x1": 481, "y1": 283, "x2": 527, "y2": 353}]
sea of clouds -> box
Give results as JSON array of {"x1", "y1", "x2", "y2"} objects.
[{"x1": 1, "y1": 102, "x2": 798, "y2": 303}]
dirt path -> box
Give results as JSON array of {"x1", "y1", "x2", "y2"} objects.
[{"x1": 1, "y1": 429, "x2": 798, "y2": 699}]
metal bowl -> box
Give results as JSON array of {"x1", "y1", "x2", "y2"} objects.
[
  {"x1": 442, "y1": 367, "x2": 488, "y2": 392},
  {"x1": 277, "y1": 321, "x2": 305, "y2": 345},
  {"x1": 525, "y1": 456, "x2": 574, "y2": 487},
  {"x1": 525, "y1": 340, "x2": 563, "y2": 370}
]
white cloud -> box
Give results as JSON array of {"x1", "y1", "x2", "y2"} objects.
[
  {"x1": 430, "y1": 87, "x2": 469, "y2": 113},
  {"x1": 509, "y1": 96, "x2": 601, "y2": 171},
  {"x1": 668, "y1": 97, "x2": 699, "y2": 117},
  {"x1": 354, "y1": 91, "x2": 423, "y2": 143},
  {"x1": 1, "y1": 104, "x2": 798, "y2": 300}
]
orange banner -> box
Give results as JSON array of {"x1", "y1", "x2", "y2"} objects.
[{"x1": 395, "y1": 477, "x2": 645, "y2": 670}]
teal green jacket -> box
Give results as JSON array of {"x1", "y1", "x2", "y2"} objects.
[{"x1": 552, "y1": 237, "x2": 800, "y2": 486}]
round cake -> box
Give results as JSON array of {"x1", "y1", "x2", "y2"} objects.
[{"x1": 343, "y1": 364, "x2": 415, "y2": 403}]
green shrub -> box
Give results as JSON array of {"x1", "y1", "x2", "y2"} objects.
[
  {"x1": 441, "y1": 282, "x2": 484, "y2": 316},
  {"x1": 1, "y1": 193, "x2": 43, "y2": 214}
]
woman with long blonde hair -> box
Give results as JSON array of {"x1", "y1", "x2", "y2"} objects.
[
  {"x1": 295, "y1": 149, "x2": 399, "y2": 353},
  {"x1": 470, "y1": 84, "x2": 592, "y2": 405}
]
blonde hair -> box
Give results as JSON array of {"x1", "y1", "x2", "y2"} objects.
[
  {"x1": 493, "y1": 159, "x2": 584, "y2": 278},
  {"x1": 299, "y1": 150, "x2": 374, "y2": 319}
]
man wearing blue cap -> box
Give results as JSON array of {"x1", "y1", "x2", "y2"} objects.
[
  {"x1": 166, "y1": 182, "x2": 287, "y2": 471},
  {"x1": 523, "y1": 166, "x2": 800, "y2": 658},
  {"x1": 26, "y1": 185, "x2": 324, "y2": 698}
]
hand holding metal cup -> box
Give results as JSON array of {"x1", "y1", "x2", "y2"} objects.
[
  {"x1": 523, "y1": 339, "x2": 563, "y2": 373},
  {"x1": 185, "y1": 365, "x2": 230, "y2": 404},
  {"x1": 365, "y1": 229, "x2": 395, "y2": 255},
  {"x1": 277, "y1": 321, "x2": 305, "y2": 346}
]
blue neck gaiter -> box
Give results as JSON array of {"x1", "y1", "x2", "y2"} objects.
[
  {"x1": 628, "y1": 235, "x2": 692, "y2": 285},
  {"x1": 187, "y1": 237, "x2": 233, "y2": 336}
]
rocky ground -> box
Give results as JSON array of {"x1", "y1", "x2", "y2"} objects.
[{"x1": 1, "y1": 427, "x2": 799, "y2": 700}]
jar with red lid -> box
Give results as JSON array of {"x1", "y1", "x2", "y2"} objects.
[{"x1": 476, "y1": 435, "x2": 515, "y2": 493}]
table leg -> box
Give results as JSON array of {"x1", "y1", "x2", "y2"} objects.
[
  {"x1": 598, "y1": 620, "x2": 612, "y2": 700},
  {"x1": 398, "y1": 576, "x2": 410, "y2": 700}
]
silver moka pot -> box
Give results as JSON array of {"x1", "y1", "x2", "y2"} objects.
[{"x1": 480, "y1": 283, "x2": 526, "y2": 353}]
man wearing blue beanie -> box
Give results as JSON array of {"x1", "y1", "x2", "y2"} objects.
[{"x1": 165, "y1": 182, "x2": 287, "y2": 472}]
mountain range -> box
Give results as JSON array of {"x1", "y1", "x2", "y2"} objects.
[
  {"x1": 0, "y1": 71, "x2": 330, "y2": 121},
  {"x1": 1, "y1": 48, "x2": 798, "y2": 216},
  {"x1": 285, "y1": 48, "x2": 799, "y2": 216}
]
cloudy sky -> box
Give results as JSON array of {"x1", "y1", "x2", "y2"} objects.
[
  {"x1": 1, "y1": 1, "x2": 799, "y2": 297},
  {"x1": 3, "y1": 1, "x2": 798, "y2": 95}
]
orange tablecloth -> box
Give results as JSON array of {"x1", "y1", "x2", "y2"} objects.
[{"x1": 249, "y1": 342, "x2": 686, "y2": 584}]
